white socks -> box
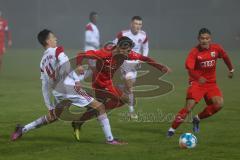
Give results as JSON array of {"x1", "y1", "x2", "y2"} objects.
[
  {"x1": 128, "y1": 93, "x2": 135, "y2": 113},
  {"x1": 168, "y1": 127, "x2": 175, "y2": 132},
  {"x1": 22, "y1": 116, "x2": 48, "y2": 133},
  {"x1": 129, "y1": 106, "x2": 134, "y2": 113},
  {"x1": 97, "y1": 113, "x2": 114, "y2": 141}
]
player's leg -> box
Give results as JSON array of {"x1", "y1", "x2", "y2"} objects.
[
  {"x1": 124, "y1": 71, "x2": 138, "y2": 119},
  {"x1": 84, "y1": 99, "x2": 127, "y2": 144},
  {"x1": 0, "y1": 45, "x2": 5, "y2": 71},
  {"x1": 0, "y1": 54, "x2": 3, "y2": 71},
  {"x1": 167, "y1": 82, "x2": 204, "y2": 137},
  {"x1": 72, "y1": 85, "x2": 126, "y2": 133},
  {"x1": 192, "y1": 84, "x2": 223, "y2": 133},
  {"x1": 11, "y1": 100, "x2": 70, "y2": 141},
  {"x1": 167, "y1": 99, "x2": 197, "y2": 137}
]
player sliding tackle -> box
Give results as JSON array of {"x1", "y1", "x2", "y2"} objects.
[
  {"x1": 71, "y1": 36, "x2": 171, "y2": 140},
  {"x1": 167, "y1": 28, "x2": 234, "y2": 137},
  {"x1": 11, "y1": 29, "x2": 126, "y2": 145}
]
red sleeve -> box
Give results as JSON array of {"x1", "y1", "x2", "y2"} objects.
[
  {"x1": 185, "y1": 49, "x2": 201, "y2": 80},
  {"x1": 116, "y1": 31, "x2": 123, "y2": 39},
  {"x1": 217, "y1": 45, "x2": 233, "y2": 71},
  {"x1": 76, "y1": 50, "x2": 102, "y2": 65},
  {"x1": 55, "y1": 46, "x2": 64, "y2": 60},
  {"x1": 128, "y1": 51, "x2": 166, "y2": 71},
  {"x1": 86, "y1": 24, "x2": 93, "y2": 31}
]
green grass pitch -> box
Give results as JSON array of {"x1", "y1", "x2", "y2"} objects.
[{"x1": 0, "y1": 48, "x2": 239, "y2": 160}]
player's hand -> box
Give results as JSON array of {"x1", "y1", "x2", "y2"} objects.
[
  {"x1": 198, "y1": 77, "x2": 207, "y2": 84},
  {"x1": 74, "y1": 81, "x2": 82, "y2": 92},
  {"x1": 228, "y1": 70, "x2": 234, "y2": 79},
  {"x1": 48, "y1": 109, "x2": 57, "y2": 121},
  {"x1": 8, "y1": 40, "x2": 12, "y2": 47}
]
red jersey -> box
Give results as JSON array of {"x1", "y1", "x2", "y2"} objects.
[
  {"x1": 77, "y1": 49, "x2": 165, "y2": 88},
  {"x1": 0, "y1": 17, "x2": 9, "y2": 44},
  {"x1": 185, "y1": 43, "x2": 233, "y2": 83}
]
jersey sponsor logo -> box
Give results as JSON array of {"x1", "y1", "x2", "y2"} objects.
[
  {"x1": 200, "y1": 60, "x2": 216, "y2": 68},
  {"x1": 211, "y1": 51, "x2": 216, "y2": 58}
]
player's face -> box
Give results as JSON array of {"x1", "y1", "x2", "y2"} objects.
[
  {"x1": 46, "y1": 33, "x2": 57, "y2": 48},
  {"x1": 91, "y1": 15, "x2": 98, "y2": 24},
  {"x1": 117, "y1": 46, "x2": 131, "y2": 56},
  {"x1": 131, "y1": 20, "x2": 142, "y2": 34},
  {"x1": 198, "y1": 33, "x2": 211, "y2": 49}
]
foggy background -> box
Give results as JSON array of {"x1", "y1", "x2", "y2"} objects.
[{"x1": 0, "y1": 0, "x2": 240, "y2": 50}]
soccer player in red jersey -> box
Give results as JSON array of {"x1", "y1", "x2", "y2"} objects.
[
  {"x1": 0, "y1": 11, "x2": 12, "y2": 70},
  {"x1": 71, "y1": 36, "x2": 171, "y2": 139},
  {"x1": 167, "y1": 28, "x2": 234, "y2": 137}
]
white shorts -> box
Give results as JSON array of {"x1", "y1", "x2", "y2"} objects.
[
  {"x1": 121, "y1": 60, "x2": 139, "y2": 81},
  {"x1": 52, "y1": 86, "x2": 94, "y2": 108}
]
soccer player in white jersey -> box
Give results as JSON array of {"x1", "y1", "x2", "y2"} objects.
[
  {"x1": 113, "y1": 16, "x2": 149, "y2": 119},
  {"x1": 11, "y1": 29, "x2": 125, "y2": 145},
  {"x1": 84, "y1": 11, "x2": 100, "y2": 78}
]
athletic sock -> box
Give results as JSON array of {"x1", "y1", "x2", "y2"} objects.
[
  {"x1": 198, "y1": 104, "x2": 222, "y2": 120},
  {"x1": 22, "y1": 116, "x2": 48, "y2": 133},
  {"x1": 128, "y1": 93, "x2": 135, "y2": 112},
  {"x1": 97, "y1": 113, "x2": 114, "y2": 141},
  {"x1": 171, "y1": 108, "x2": 189, "y2": 129}
]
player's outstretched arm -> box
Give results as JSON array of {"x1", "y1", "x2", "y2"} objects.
[{"x1": 130, "y1": 53, "x2": 171, "y2": 73}]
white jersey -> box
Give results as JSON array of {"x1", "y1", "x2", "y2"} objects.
[
  {"x1": 84, "y1": 22, "x2": 100, "y2": 51},
  {"x1": 40, "y1": 47, "x2": 84, "y2": 110},
  {"x1": 114, "y1": 29, "x2": 149, "y2": 56},
  {"x1": 113, "y1": 30, "x2": 149, "y2": 79}
]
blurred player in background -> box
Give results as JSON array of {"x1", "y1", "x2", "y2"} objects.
[
  {"x1": 167, "y1": 28, "x2": 234, "y2": 137},
  {"x1": 83, "y1": 11, "x2": 100, "y2": 78},
  {"x1": 113, "y1": 16, "x2": 149, "y2": 119},
  {"x1": 11, "y1": 29, "x2": 125, "y2": 145},
  {"x1": 0, "y1": 11, "x2": 12, "y2": 71}
]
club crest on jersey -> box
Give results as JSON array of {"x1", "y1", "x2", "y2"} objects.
[
  {"x1": 210, "y1": 52, "x2": 216, "y2": 58},
  {"x1": 138, "y1": 39, "x2": 142, "y2": 43},
  {"x1": 197, "y1": 56, "x2": 202, "y2": 60}
]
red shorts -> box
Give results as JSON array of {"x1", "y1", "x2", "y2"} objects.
[
  {"x1": 93, "y1": 83, "x2": 123, "y2": 102},
  {"x1": 186, "y1": 82, "x2": 222, "y2": 103}
]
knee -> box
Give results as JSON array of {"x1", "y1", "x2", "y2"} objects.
[
  {"x1": 214, "y1": 99, "x2": 224, "y2": 109},
  {"x1": 185, "y1": 100, "x2": 196, "y2": 112}
]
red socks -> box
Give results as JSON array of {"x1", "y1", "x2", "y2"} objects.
[
  {"x1": 171, "y1": 108, "x2": 189, "y2": 129},
  {"x1": 198, "y1": 104, "x2": 222, "y2": 120}
]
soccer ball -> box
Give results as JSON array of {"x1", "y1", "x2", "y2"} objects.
[{"x1": 179, "y1": 133, "x2": 197, "y2": 149}]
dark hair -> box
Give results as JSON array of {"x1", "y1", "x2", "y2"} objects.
[
  {"x1": 131, "y1": 16, "x2": 142, "y2": 21},
  {"x1": 89, "y1": 11, "x2": 97, "y2": 21},
  {"x1": 117, "y1": 36, "x2": 135, "y2": 49},
  {"x1": 198, "y1": 28, "x2": 211, "y2": 37},
  {"x1": 37, "y1": 29, "x2": 52, "y2": 47}
]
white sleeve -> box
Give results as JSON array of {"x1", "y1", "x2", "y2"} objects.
[
  {"x1": 142, "y1": 41, "x2": 149, "y2": 57},
  {"x1": 41, "y1": 73, "x2": 54, "y2": 110},
  {"x1": 57, "y1": 52, "x2": 80, "y2": 82},
  {"x1": 85, "y1": 30, "x2": 99, "y2": 49},
  {"x1": 57, "y1": 52, "x2": 71, "y2": 76}
]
